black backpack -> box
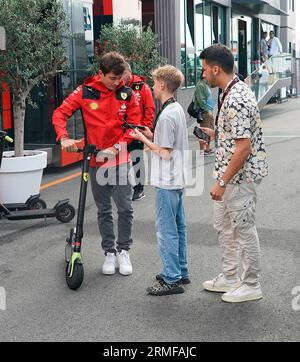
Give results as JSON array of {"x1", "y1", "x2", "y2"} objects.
[{"x1": 187, "y1": 99, "x2": 203, "y2": 123}]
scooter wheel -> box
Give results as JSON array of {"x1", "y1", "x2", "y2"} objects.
[
  {"x1": 66, "y1": 260, "x2": 84, "y2": 290},
  {"x1": 28, "y1": 198, "x2": 47, "y2": 210},
  {"x1": 56, "y1": 204, "x2": 75, "y2": 223}
]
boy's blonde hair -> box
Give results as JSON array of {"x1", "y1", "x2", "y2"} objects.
[{"x1": 152, "y1": 65, "x2": 184, "y2": 93}]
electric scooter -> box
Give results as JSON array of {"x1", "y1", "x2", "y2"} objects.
[
  {"x1": 64, "y1": 126, "x2": 140, "y2": 290},
  {"x1": 65, "y1": 144, "x2": 99, "y2": 290},
  {"x1": 5, "y1": 194, "x2": 47, "y2": 211},
  {"x1": 0, "y1": 131, "x2": 76, "y2": 223}
]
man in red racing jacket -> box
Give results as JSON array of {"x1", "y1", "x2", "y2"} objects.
[
  {"x1": 122, "y1": 63, "x2": 155, "y2": 201},
  {"x1": 52, "y1": 52, "x2": 141, "y2": 276}
]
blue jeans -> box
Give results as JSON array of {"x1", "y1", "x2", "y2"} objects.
[{"x1": 155, "y1": 188, "x2": 189, "y2": 284}]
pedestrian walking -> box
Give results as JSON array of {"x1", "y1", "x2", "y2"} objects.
[
  {"x1": 122, "y1": 63, "x2": 155, "y2": 201},
  {"x1": 199, "y1": 45, "x2": 269, "y2": 303},
  {"x1": 193, "y1": 72, "x2": 215, "y2": 156},
  {"x1": 52, "y1": 52, "x2": 141, "y2": 276},
  {"x1": 130, "y1": 65, "x2": 190, "y2": 296},
  {"x1": 258, "y1": 65, "x2": 269, "y2": 99}
]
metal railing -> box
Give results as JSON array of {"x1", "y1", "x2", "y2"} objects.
[{"x1": 245, "y1": 53, "x2": 292, "y2": 103}]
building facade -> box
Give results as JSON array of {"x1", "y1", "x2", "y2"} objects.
[
  {"x1": 147, "y1": 0, "x2": 296, "y2": 110},
  {"x1": 0, "y1": 0, "x2": 298, "y2": 166}
]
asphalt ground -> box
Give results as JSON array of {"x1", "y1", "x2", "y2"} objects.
[{"x1": 0, "y1": 98, "x2": 300, "y2": 342}]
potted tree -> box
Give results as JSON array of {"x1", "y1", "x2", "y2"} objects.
[
  {"x1": 93, "y1": 23, "x2": 166, "y2": 86},
  {"x1": 0, "y1": 0, "x2": 69, "y2": 204}
]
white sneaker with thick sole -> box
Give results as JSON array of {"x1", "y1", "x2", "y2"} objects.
[
  {"x1": 222, "y1": 283, "x2": 263, "y2": 303},
  {"x1": 102, "y1": 253, "x2": 118, "y2": 275},
  {"x1": 117, "y1": 250, "x2": 133, "y2": 276},
  {"x1": 203, "y1": 274, "x2": 240, "y2": 293}
]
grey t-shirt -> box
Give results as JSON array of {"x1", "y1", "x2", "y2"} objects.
[{"x1": 151, "y1": 102, "x2": 188, "y2": 190}]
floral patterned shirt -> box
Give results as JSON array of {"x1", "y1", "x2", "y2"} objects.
[{"x1": 213, "y1": 79, "x2": 269, "y2": 184}]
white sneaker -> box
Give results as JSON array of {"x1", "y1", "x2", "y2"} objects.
[
  {"x1": 117, "y1": 250, "x2": 133, "y2": 276},
  {"x1": 102, "y1": 253, "x2": 118, "y2": 275},
  {"x1": 203, "y1": 274, "x2": 240, "y2": 293},
  {"x1": 222, "y1": 283, "x2": 263, "y2": 303}
]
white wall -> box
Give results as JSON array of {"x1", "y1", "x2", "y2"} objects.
[{"x1": 113, "y1": 0, "x2": 142, "y2": 25}]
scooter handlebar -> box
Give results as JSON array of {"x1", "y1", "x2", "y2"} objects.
[{"x1": 5, "y1": 136, "x2": 13, "y2": 143}]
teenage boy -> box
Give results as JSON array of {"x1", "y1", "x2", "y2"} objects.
[
  {"x1": 130, "y1": 65, "x2": 189, "y2": 296},
  {"x1": 52, "y1": 52, "x2": 141, "y2": 276}
]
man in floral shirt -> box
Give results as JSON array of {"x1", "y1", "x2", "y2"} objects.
[{"x1": 198, "y1": 44, "x2": 268, "y2": 303}]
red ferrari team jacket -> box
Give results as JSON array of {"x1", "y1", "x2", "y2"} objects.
[
  {"x1": 52, "y1": 74, "x2": 141, "y2": 168},
  {"x1": 128, "y1": 75, "x2": 155, "y2": 129}
]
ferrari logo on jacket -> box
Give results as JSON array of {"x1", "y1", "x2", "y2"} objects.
[{"x1": 121, "y1": 93, "x2": 128, "y2": 100}]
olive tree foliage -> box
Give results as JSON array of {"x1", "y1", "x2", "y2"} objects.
[
  {"x1": 93, "y1": 23, "x2": 166, "y2": 86},
  {"x1": 0, "y1": 0, "x2": 70, "y2": 156}
]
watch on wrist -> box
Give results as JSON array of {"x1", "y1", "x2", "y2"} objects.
[
  {"x1": 219, "y1": 179, "x2": 226, "y2": 188},
  {"x1": 113, "y1": 144, "x2": 121, "y2": 152}
]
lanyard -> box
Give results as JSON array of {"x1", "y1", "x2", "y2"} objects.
[
  {"x1": 152, "y1": 97, "x2": 176, "y2": 130},
  {"x1": 215, "y1": 77, "x2": 239, "y2": 126}
]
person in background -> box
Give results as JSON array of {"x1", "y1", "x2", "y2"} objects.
[
  {"x1": 122, "y1": 63, "x2": 155, "y2": 201},
  {"x1": 260, "y1": 31, "x2": 269, "y2": 63},
  {"x1": 268, "y1": 31, "x2": 282, "y2": 57},
  {"x1": 258, "y1": 65, "x2": 269, "y2": 99},
  {"x1": 194, "y1": 72, "x2": 215, "y2": 156}
]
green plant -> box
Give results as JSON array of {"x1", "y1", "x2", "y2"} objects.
[
  {"x1": 94, "y1": 23, "x2": 166, "y2": 85},
  {"x1": 0, "y1": 0, "x2": 69, "y2": 157}
]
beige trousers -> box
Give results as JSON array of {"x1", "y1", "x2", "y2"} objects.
[{"x1": 213, "y1": 181, "x2": 261, "y2": 286}]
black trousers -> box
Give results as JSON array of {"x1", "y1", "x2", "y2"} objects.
[{"x1": 128, "y1": 140, "x2": 145, "y2": 192}]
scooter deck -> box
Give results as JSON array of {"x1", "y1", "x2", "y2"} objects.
[
  {"x1": 5, "y1": 209, "x2": 55, "y2": 221},
  {"x1": 5, "y1": 203, "x2": 28, "y2": 211}
]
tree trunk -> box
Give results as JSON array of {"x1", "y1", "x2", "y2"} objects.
[{"x1": 13, "y1": 94, "x2": 26, "y2": 157}]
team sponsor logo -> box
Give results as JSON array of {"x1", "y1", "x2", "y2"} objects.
[{"x1": 89, "y1": 102, "x2": 99, "y2": 110}]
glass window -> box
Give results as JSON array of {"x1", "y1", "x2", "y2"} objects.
[
  {"x1": 180, "y1": 0, "x2": 186, "y2": 86},
  {"x1": 218, "y1": 6, "x2": 226, "y2": 45},
  {"x1": 231, "y1": 16, "x2": 239, "y2": 71},
  {"x1": 195, "y1": 0, "x2": 204, "y2": 82},
  {"x1": 212, "y1": 5, "x2": 226, "y2": 45},
  {"x1": 203, "y1": 1, "x2": 212, "y2": 48},
  {"x1": 180, "y1": 0, "x2": 196, "y2": 88},
  {"x1": 186, "y1": 0, "x2": 195, "y2": 87}
]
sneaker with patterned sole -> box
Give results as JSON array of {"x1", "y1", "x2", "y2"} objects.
[
  {"x1": 147, "y1": 279, "x2": 185, "y2": 296},
  {"x1": 156, "y1": 274, "x2": 191, "y2": 285}
]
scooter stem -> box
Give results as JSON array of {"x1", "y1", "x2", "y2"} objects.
[{"x1": 73, "y1": 144, "x2": 97, "y2": 253}]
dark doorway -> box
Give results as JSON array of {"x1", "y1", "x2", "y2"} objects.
[
  {"x1": 142, "y1": 0, "x2": 155, "y2": 30},
  {"x1": 238, "y1": 19, "x2": 247, "y2": 78}
]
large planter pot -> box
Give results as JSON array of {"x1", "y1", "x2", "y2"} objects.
[{"x1": 0, "y1": 150, "x2": 47, "y2": 204}]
